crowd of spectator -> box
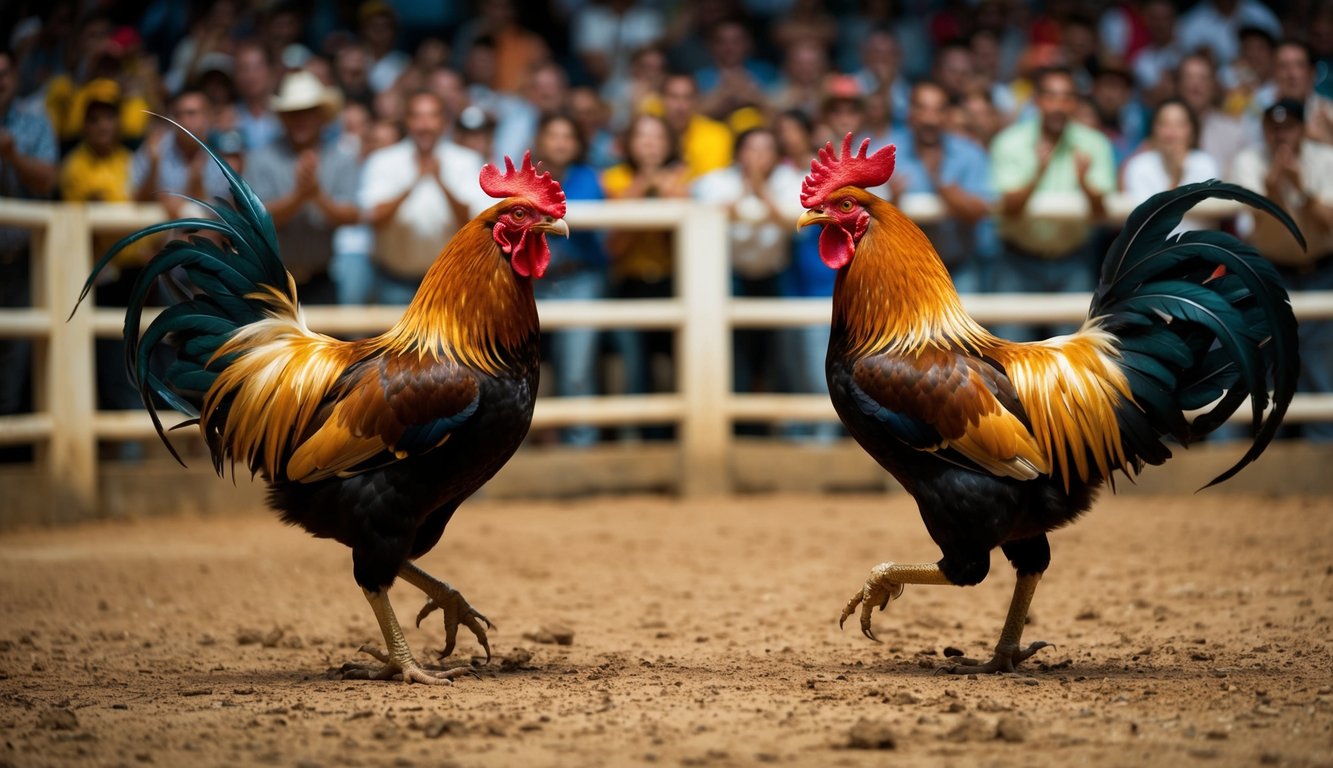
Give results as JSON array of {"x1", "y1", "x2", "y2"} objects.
[{"x1": 0, "y1": 0, "x2": 1330, "y2": 446}]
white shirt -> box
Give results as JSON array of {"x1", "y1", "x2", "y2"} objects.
[
  {"x1": 1176, "y1": 1, "x2": 1282, "y2": 67},
  {"x1": 1231, "y1": 139, "x2": 1333, "y2": 265},
  {"x1": 359, "y1": 139, "x2": 492, "y2": 278},
  {"x1": 691, "y1": 164, "x2": 804, "y2": 279},
  {"x1": 1122, "y1": 149, "x2": 1220, "y2": 232}
]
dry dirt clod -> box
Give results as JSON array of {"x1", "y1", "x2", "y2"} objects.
[
  {"x1": 847, "y1": 718, "x2": 896, "y2": 750},
  {"x1": 944, "y1": 714, "x2": 995, "y2": 743},
  {"x1": 996, "y1": 715, "x2": 1028, "y2": 743},
  {"x1": 37, "y1": 707, "x2": 78, "y2": 731}
]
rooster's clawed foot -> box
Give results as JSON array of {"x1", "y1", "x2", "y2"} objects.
[
  {"x1": 935, "y1": 641, "x2": 1054, "y2": 675},
  {"x1": 415, "y1": 585, "x2": 494, "y2": 662},
  {"x1": 839, "y1": 562, "x2": 906, "y2": 641},
  {"x1": 338, "y1": 644, "x2": 476, "y2": 685}
]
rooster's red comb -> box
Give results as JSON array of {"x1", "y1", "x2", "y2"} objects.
[
  {"x1": 479, "y1": 151, "x2": 566, "y2": 218},
  {"x1": 800, "y1": 134, "x2": 896, "y2": 208}
]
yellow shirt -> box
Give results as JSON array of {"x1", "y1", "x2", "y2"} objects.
[
  {"x1": 602, "y1": 164, "x2": 674, "y2": 283},
  {"x1": 61, "y1": 142, "x2": 146, "y2": 265},
  {"x1": 680, "y1": 114, "x2": 732, "y2": 179}
]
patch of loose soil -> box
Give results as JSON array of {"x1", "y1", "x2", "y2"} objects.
[{"x1": 1, "y1": 493, "x2": 1331, "y2": 767}]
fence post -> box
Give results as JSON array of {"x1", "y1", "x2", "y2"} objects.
[
  {"x1": 676, "y1": 204, "x2": 731, "y2": 496},
  {"x1": 39, "y1": 205, "x2": 97, "y2": 522}
]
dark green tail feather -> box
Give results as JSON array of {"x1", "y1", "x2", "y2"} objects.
[
  {"x1": 1093, "y1": 181, "x2": 1302, "y2": 489},
  {"x1": 70, "y1": 117, "x2": 292, "y2": 466}
]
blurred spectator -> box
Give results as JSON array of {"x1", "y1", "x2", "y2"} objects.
[
  {"x1": 692, "y1": 127, "x2": 803, "y2": 409},
  {"x1": 453, "y1": 0, "x2": 550, "y2": 95},
  {"x1": 774, "y1": 107, "x2": 839, "y2": 441},
  {"x1": 602, "y1": 113, "x2": 689, "y2": 433},
  {"x1": 132, "y1": 89, "x2": 229, "y2": 221},
  {"x1": 1131, "y1": 0, "x2": 1186, "y2": 105},
  {"x1": 817, "y1": 75, "x2": 867, "y2": 147},
  {"x1": 454, "y1": 104, "x2": 497, "y2": 161},
  {"x1": 1273, "y1": 40, "x2": 1333, "y2": 145},
  {"x1": 359, "y1": 1, "x2": 410, "y2": 94},
  {"x1": 44, "y1": 14, "x2": 154, "y2": 151},
  {"x1": 257, "y1": 3, "x2": 305, "y2": 69},
  {"x1": 769, "y1": 0, "x2": 839, "y2": 53},
  {"x1": 769, "y1": 38, "x2": 830, "y2": 119},
  {"x1": 1176, "y1": 52, "x2": 1260, "y2": 179},
  {"x1": 1177, "y1": 0, "x2": 1282, "y2": 68},
  {"x1": 360, "y1": 90, "x2": 489, "y2": 304},
  {"x1": 1097, "y1": 1, "x2": 1151, "y2": 63},
  {"x1": 568, "y1": 86, "x2": 617, "y2": 169},
  {"x1": 852, "y1": 29, "x2": 909, "y2": 126},
  {"x1": 990, "y1": 66, "x2": 1116, "y2": 341},
  {"x1": 893, "y1": 80, "x2": 996, "y2": 294},
  {"x1": 1060, "y1": 14, "x2": 1101, "y2": 92},
  {"x1": 1122, "y1": 98, "x2": 1219, "y2": 231},
  {"x1": 232, "y1": 41, "x2": 279, "y2": 151},
  {"x1": 0, "y1": 47, "x2": 58, "y2": 425},
  {"x1": 333, "y1": 41, "x2": 374, "y2": 110},
  {"x1": 245, "y1": 71, "x2": 360, "y2": 305},
  {"x1": 532, "y1": 112, "x2": 611, "y2": 446},
  {"x1": 604, "y1": 44, "x2": 667, "y2": 130},
  {"x1": 426, "y1": 66, "x2": 469, "y2": 128},
  {"x1": 194, "y1": 53, "x2": 237, "y2": 133},
  {"x1": 953, "y1": 87, "x2": 1005, "y2": 148},
  {"x1": 330, "y1": 104, "x2": 398, "y2": 307},
  {"x1": 969, "y1": 28, "x2": 1018, "y2": 120},
  {"x1": 1231, "y1": 98, "x2": 1333, "y2": 440},
  {"x1": 1224, "y1": 26, "x2": 1278, "y2": 120},
  {"x1": 164, "y1": 0, "x2": 238, "y2": 95},
  {"x1": 933, "y1": 41, "x2": 976, "y2": 104},
  {"x1": 572, "y1": 0, "x2": 665, "y2": 93},
  {"x1": 493, "y1": 61, "x2": 569, "y2": 164},
  {"x1": 659, "y1": 73, "x2": 732, "y2": 179},
  {"x1": 1088, "y1": 60, "x2": 1146, "y2": 168},
  {"x1": 58, "y1": 81, "x2": 139, "y2": 418},
  {"x1": 696, "y1": 19, "x2": 777, "y2": 124}
]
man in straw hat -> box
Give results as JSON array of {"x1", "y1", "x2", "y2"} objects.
[{"x1": 245, "y1": 69, "x2": 361, "y2": 304}]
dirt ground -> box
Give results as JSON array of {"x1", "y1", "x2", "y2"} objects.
[{"x1": 0, "y1": 493, "x2": 1331, "y2": 768}]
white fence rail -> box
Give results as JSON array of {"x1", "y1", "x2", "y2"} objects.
[{"x1": 2, "y1": 197, "x2": 1332, "y2": 519}]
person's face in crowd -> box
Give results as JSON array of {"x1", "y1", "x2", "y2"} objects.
[
  {"x1": 822, "y1": 98, "x2": 864, "y2": 140},
  {"x1": 956, "y1": 91, "x2": 1000, "y2": 145},
  {"x1": 464, "y1": 44, "x2": 497, "y2": 88},
  {"x1": 1062, "y1": 21, "x2": 1097, "y2": 64},
  {"x1": 628, "y1": 117, "x2": 672, "y2": 171},
  {"x1": 774, "y1": 113, "x2": 812, "y2": 162},
  {"x1": 570, "y1": 87, "x2": 607, "y2": 135},
  {"x1": 709, "y1": 22, "x2": 750, "y2": 69},
  {"x1": 341, "y1": 102, "x2": 370, "y2": 142},
  {"x1": 970, "y1": 30, "x2": 1001, "y2": 80},
  {"x1": 908, "y1": 83, "x2": 949, "y2": 148},
  {"x1": 171, "y1": 93, "x2": 212, "y2": 143},
  {"x1": 1091, "y1": 72, "x2": 1132, "y2": 120},
  {"x1": 785, "y1": 41, "x2": 826, "y2": 87},
  {"x1": 368, "y1": 120, "x2": 402, "y2": 154},
  {"x1": 456, "y1": 128, "x2": 492, "y2": 160},
  {"x1": 662, "y1": 76, "x2": 697, "y2": 126},
  {"x1": 527, "y1": 66, "x2": 567, "y2": 113},
  {"x1": 736, "y1": 130, "x2": 778, "y2": 180},
  {"x1": 630, "y1": 47, "x2": 667, "y2": 85},
  {"x1": 1035, "y1": 72, "x2": 1078, "y2": 137},
  {"x1": 1274, "y1": 44, "x2": 1314, "y2": 100},
  {"x1": 1177, "y1": 57, "x2": 1217, "y2": 113},
  {"x1": 1239, "y1": 35, "x2": 1275, "y2": 82},
  {"x1": 428, "y1": 68, "x2": 467, "y2": 121},
  {"x1": 1264, "y1": 113, "x2": 1305, "y2": 155},
  {"x1": 405, "y1": 93, "x2": 446, "y2": 154},
  {"x1": 374, "y1": 87, "x2": 404, "y2": 124},
  {"x1": 361, "y1": 12, "x2": 396, "y2": 52},
  {"x1": 84, "y1": 103, "x2": 120, "y2": 154},
  {"x1": 935, "y1": 47, "x2": 975, "y2": 97},
  {"x1": 537, "y1": 117, "x2": 581, "y2": 169},
  {"x1": 281, "y1": 106, "x2": 325, "y2": 149},
  {"x1": 414, "y1": 38, "x2": 449, "y2": 72},
  {"x1": 1152, "y1": 102, "x2": 1194, "y2": 158},
  {"x1": 234, "y1": 46, "x2": 272, "y2": 102},
  {"x1": 0, "y1": 53, "x2": 15, "y2": 112},
  {"x1": 860, "y1": 32, "x2": 900, "y2": 81},
  {"x1": 263, "y1": 9, "x2": 302, "y2": 51},
  {"x1": 1142, "y1": 0, "x2": 1176, "y2": 46},
  {"x1": 335, "y1": 45, "x2": 370, "y2": 92}
]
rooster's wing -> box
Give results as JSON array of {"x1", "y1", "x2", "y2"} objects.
[
  {"x1": 285, "y1": 354, "x2": 481, "y2": 483},
  {"x1": 850, "y1": 347, "x2": 1051, "y2": 480}
]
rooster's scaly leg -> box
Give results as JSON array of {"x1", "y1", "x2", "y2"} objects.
[
  {"x1": 840, "y1": 561, "x2": 954, "y2": 641},
  {"x1": 340, "y1": 588, "x2": 472, "y2": 685},
  {"x1": 939, "y1": 572, "x2": 1051, "y2": 674},
  {"x1": 399, "y1": 561, "x2": 493, "y2": 662}
]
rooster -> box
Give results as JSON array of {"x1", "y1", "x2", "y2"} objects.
[
  {"x1": 75, "y1": 130, "x2": 569, "y2": 684},
  {"x1": 796, "y1": 134, "x2": 1302, "y2": 673}
]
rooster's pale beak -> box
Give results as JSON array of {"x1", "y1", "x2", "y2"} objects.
[
  {"x1": 797, "y1": 209, "x2": 831, "y2": 231},
  {"x1": 538, "y1": 217, "x2": 570, "y2": 238}
]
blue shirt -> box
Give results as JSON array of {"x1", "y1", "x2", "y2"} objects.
[
  {"x1": 0, "y1": 102, "x2": 58, "y2": 251},
  {"x1": 892, "y1": 131, "x2": 998, "y2": 266},
  {"x1": 548, "y1": 164, "x2": 608, "y2": 273}
]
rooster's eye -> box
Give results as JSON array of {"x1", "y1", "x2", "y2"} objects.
[
  {"x1": 839, "y1": 199, "x2": 854, "y2": 212},
  {"x1": 512, "y1": 208, "x2": 527, "y2": 220}
]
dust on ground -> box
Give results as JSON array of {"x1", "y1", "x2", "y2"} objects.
[{"x1": 1, "y1": 493, "x2": 1331, "y2": 768}]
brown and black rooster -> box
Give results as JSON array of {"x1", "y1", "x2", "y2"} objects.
[
  {"x1": 796, "y1": 134, "x2": 1302, "y2": 673},
  {"x1": 76, "y1": 134, "x2": 568, "y2": 684}
]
